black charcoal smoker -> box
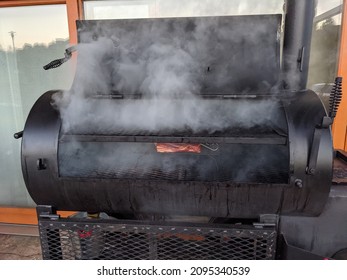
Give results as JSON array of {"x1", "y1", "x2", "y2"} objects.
[{"x1": 15, "y1": 0, "x2": 347, "y2": 260}]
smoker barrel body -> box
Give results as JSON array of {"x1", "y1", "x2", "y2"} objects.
[{"x1": 20, "y1": 90, "x2": 332, "y2": 218}]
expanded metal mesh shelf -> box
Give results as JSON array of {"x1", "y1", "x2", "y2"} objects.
[{"x1": 38, "y1": 218, "x2": 277, "y2": 260}]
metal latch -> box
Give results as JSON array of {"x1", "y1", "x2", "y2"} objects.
[
  {"x1": 253, "y1": 214, "x2": 278, "y2": 228},
  {"x1": 37, "y1": 205, "x2": 60, "y2": 220},
  {"x1": 306, "y1": 77, "x2": 342, "y2": 175},
  {"x1": 37, "y1": 158, "x2": 47, "y2": 170},
  {"x1": 297, "y1": 46, "x2": 305, "y2": 72}
]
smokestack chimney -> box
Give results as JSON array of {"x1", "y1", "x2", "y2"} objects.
[{"x1": 282, "y1": 0, "x2": 316, "y2": 90}]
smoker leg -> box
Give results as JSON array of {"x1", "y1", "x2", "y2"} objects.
[{"x1": 37, "y1": 206, "x2": 63, "y2": 260}]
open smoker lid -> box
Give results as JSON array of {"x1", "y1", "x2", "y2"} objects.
[{"x1": 76, "y1": 14, "x2": 281, "y2": 95}]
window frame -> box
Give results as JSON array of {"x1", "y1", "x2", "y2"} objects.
[
  {"x1": 0, "y1": 0, "x2": 83, "y2": 43},
  {"x1": 335, "y1": 0, "x2": 347, "y2": 150}
]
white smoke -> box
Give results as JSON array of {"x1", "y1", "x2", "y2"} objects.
[
  {"x1": 54, "y1": 15, "x2": 289, "y2": 184},
  {"x1": 53, "y1": 16, "x2": 282, "y2": 135}
]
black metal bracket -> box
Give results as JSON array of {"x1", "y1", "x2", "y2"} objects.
[
  {"x1": 253, "y1": 214, "x2": 278, "y2": 228},
  {"x1": 306, "y1": 116, "x2": 333, "y2": 175},
  {"x1": 307, "y1": 76, "x2": 342, "y2": 175},
  {"x1": 297, "y1": 46, "x2": 305, "y2": 72},
  {"x1": 306, "y1": 127, "x2": 322, "y2": 175},
  {"x1": 37, "y1": 205, "x2": 60, "y2": 220}
]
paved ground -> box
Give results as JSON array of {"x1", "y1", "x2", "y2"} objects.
[{"x1": 0, "y1": 234, "x2": 42, "y2": 260}]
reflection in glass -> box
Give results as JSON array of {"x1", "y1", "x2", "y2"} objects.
[
  {"x1": 84, "y1": 0, "x2": 284, "y2": 19},
  {"x1": 308, "y1": 0, "x2": 343, "y2": 94},
  {"x1": 0, "y1": 5, "x2": 73, "y2": 206}
]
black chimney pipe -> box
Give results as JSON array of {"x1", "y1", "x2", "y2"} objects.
[{"x1": 282, "y1": 0, "x2": 316, "y2": 90}]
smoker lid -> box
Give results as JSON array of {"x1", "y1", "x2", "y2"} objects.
[{"x1": 76, "y1": 15, "x2": 281, "y2": 95}]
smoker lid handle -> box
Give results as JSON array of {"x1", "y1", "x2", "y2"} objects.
[
  {"x1": 43, "y1": 45, "x2": 77, "y2": 70},
  {"x1": 14, "y1": 131, "x2": 23, "y2": 139},
  {"x1": 329, "y1": 77, "x2": 343, "y2": 119},
  {"x1": 43, "y1": 58, "x2": 67, "y2": 70}
]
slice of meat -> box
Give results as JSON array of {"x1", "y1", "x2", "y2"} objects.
[{"x1": 155, "y1": 143, "x2": 201, "y2": 153}]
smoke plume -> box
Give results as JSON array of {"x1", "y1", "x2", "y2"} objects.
[
  {"x1": 54, "y1": 15, "x2": 289, "y2": 184},
  {"x1": 53, "y1": 15, "x2": 282, "y2": 135}
]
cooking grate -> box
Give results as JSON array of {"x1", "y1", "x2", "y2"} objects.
[
  {"x1": 58, "y1": 142, "x2": 289, "y2": 183},
  {"x1": 38, "y1": 218, "x2": 277, "y2": 260}
]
